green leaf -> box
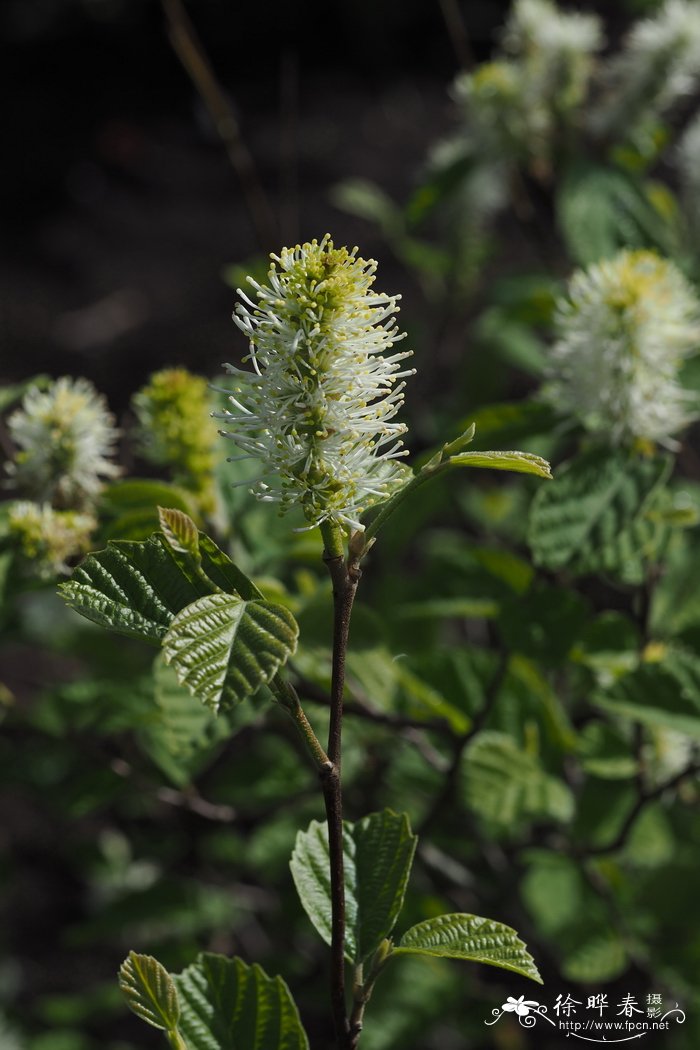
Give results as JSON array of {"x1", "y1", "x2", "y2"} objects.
[
  {"x1": 528, "y1": 448, "x2": 671, "y2": 577},
  {"x1": 521, "y1": 851, "x2": 589, "y2": 937},
  {"x1": 137, "y1": 655, "x2": 233, "y2": 786},
  {"x1": 497, "y1": 585, "x2": 589, "y2": 665},
  {"x1": 594, "y1": 648, "x2": 700, "y2": 739},
  {"x1": 290, "y1": 810, "x2": 417, "y2": 964},
  {"x1": 557, "y1": 163, "x2": 679, "y2": 266},
  {"x1": 330, "y1": 178, "x2": 403, "y2": 238},
  {"x1": 456, "y1": 401, "x2": 559, "y2": 453},
  {"x1": 162, "y1": 593, "x2": 298, "y2": 712},
  {"x1": 394, "y1": 914, "x2": 542, "y2": 983},
  {"x1": 463, "y1": 731, "x2": 574, "y2": 827},
  {"x1": 474, "y1": 309, "x2": 549, "y2": 376},
  {"x1": 159, "y1": 506, "x2": 201, "y2": 563},
  {"x1": 562, "y1": 933, "x2": 627, "y2": 984},
  {"x1": 59, "y1": 535, "x2": 208, "y2": 644},
  {"x1": 189, "y1": 534, "x2": 263, "y2": 601},
  {"x1": 118, "y1": 951, "x2": 180, "y2": 1032},
  {"x1": 59, "y1": 524, "x2": 263, "y2": 644},
  {"x1": 650, "y1": 535, "x2": 700, "y2": 638},
  {"x1": 173, "y1": 952, "x2": 308, "y2": 1050},
  {"x1": 101, "y1": 479, "x2": 198, "y2": 541},
  {"x1": 406, "y1": 147, "x2": 476, "y2": 225},
  {"x1": 578, "y1": 722, "x2": 639, "y2": 780},
  {"x1": 447, "y1": 450, "x2": 552, "y2": 479}
]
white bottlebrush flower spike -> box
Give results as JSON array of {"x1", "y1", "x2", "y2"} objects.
[
  {"x1": 215, "y1": 235, "x2": 414, "y2": 531},
  {"x1": 503, "y1": 0, "x2": 602, "y2": 103},
  {"x1": 594, "y1": 0, "x2": 700, "y2": 134},
  {"x1": 8, "y1": 501, "x2": 96, "y2": 579},
  {"x1": 547, "y1": 250, "x2": 700, "y2": 446},
  {"x1": 453, "y1": 0, "x2": 601, "y2": 170},
  {"x1": 503, "y1": 0, "x2": 602, "y2": 59},
  {"x1": 8, "y1": 377, "x2": 120, "y2": 507}
]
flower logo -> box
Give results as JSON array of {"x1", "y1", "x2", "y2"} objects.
[{"x1": 501, "y1": 995, "x2": 540, "y2": 1017}]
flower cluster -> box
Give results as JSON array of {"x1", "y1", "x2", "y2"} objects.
[
  {"x1": 8, "y1": 377, "x2": 119, "y2": 508},
  {"x1": 8, "y1": 502, "x2": 96, "y2": 579},
  {"x1": 547, "y1": 250, "x2": 700, "y2": 446},
  {"x1": 595, "y1": 0, "x2": 700, "y2": 137},
  {"x1": 453, "y1": 0, "x2": 602, "y2": 169},
  {"x1": 215, "y1": 235, "x2": 414, "y2": 532},
  {"x1": 503, "y1": 0, "x2": 602, "y2": 115},
  {"x1": 132, "y1": 368, "x2": 219, "y2": 514}
]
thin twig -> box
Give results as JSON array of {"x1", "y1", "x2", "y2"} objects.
[
  {"x1": 417, "y1": 651, "x2": 508, "y2": 836},
  {"x1": 297, "y1": 674, "x2": 455, "y2": 737},
  {"x1": 319, "y1": 528, "x2": 362, "y2": 1050},
  {"x1": 438, "y1": 0, "x2": 475, "y2": 70},
  {"x1": 580, "y1": 760, "x2": 700, "y2": 858},
  {"x1": 161, "y1": 0, "x2": 277, "y2": 250}
]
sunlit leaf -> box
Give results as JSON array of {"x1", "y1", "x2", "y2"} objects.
[
  {"x1": 394, "y1": 914, "x2": 542, "y2": 983},
  {"x1": 163, "y1": 593, "x2": 298, "y2": 712},
  {"x1": 119, "y1": 951, "x2": 180, "y2": 1032}
]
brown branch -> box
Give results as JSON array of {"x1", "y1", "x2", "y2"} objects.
[
  {"x1": 161, "y1": 0, "x2": 277, "y2": 250},
  {"x1": 417, "y1": 651, "x2": 508, "y2": 837},
  {"x1": 438, "y1": 0, "x2": 475, "y2": 71},
  {"x1": 580, "y1": 760, "x2": 700, "y2": 858},
  {"x1": 318, "y1": 533, "x2": 362, "y2": 1050},
  {"x1": 296, "y1": 674, "x2": 455, "y2": 738}
]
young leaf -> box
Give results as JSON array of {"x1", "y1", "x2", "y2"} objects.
[
  {"x1": 162, "y1": 593, "x2": 299, "y2": 712},
  {"x1": 446, "y1": 450, "x2": 552, "y2": 479},
  {"x1": 290, "y1": 810, "x2": 417, "y2": 964},
  {"x1": 59, "y1": 535, "x2": 209, "y2": 644},
  {"x1": 394, "y1": 914, "x2": 542, "y2": 983},
  {"x1": 158, "y1": 506, "x2": 201, "y2": 563},
  {"x1": 119, "y1": 951, "x2": 181, "y2": 1032},
  {"x1": 173, "y1": 953, "x2": 309, "y2": 1050},
  {"x1": 157, "y1": 506, "x2": 264, "y2": 599}
]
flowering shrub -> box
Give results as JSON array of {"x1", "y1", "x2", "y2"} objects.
[{"x1": 3, "y1": 1, "x2": 700, "y2": 1049}]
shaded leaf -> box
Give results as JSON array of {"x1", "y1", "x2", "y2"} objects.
[
  {"x1": 497, "y1": 585, "x2": 589, "y2": 665},
  {"x1": 594, "y1": 648, "x2": 700, "y2": 739},
  {"x1": 290, "y1": 810, "x2": 417, "y2": 964},
  {"x1": 394, "y1": 914, "x2": 542, "y2": 983},
  {"x1": 173, "y1": 952, "x2": 309, "y2": 1050},
  {"x1": 557, "y1": 163, "x2": 679, "y2": 266},
  {"x1": 528, "y1": 448, "x2": 671, "y2": 577},
  {"x1": 463, "y1": 731, "x2": 574, "y2": 826},
  {"x1": 330, "y1": 178, "x2": 403, "y2": 238},
  {"x1": 137, "y1": 655, "x2": 233, "y2": 786}
]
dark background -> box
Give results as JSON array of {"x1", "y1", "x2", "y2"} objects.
[{"x1": 1, "y1": 0, "x2": 635, "y2": 408}]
